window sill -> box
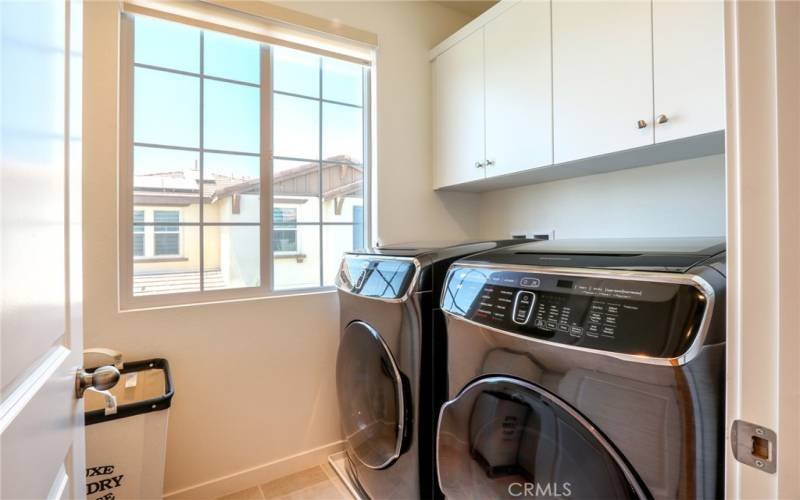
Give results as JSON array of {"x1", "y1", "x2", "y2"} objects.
[
  {"x1": 119, "y1": 286, "x2": 337, "y2": 312},
  {"x1": 134, "y1": 256, "x2": 188, "y2": 263},
  {"x1": 274, "y1": 252, "x2": 307, "y2": 263}
]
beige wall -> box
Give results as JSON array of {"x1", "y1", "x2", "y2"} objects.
[
  {"x1": 478, "y1": 154, "x2": 727, "y2": 240},
  {"x1": 83, "y1": 1, "x2": 475, "y2": 496}
]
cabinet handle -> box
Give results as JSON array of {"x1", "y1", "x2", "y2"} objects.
[
  {"x1": 486, "y1": 159, "x2": 495, "y2": 166},
  {"x1": 656, "y1": 114, "x2": 669, "y2": 124},
  {"x1": 636, "y1": 120, "x2": 648, "y2": 129},
  {"x1": 475, "y1": 161, "x2": 485, "y2": 168}
]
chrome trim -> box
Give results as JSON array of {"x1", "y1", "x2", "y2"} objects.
[
  {"x1": 440, "y1": 262, "x2": 716, "y2": 367},
  {"x1": 436, "y1": 376, "x2": 649, "y2": 499},
  {"x1": 335, "y1": 255, "x2": 422, "y2": 304},
  {"x1": 343, "y1": 321, "x2": 406, "y2": 470},
  {"x1": 511, "y1": 290, "x2": 536, "y2": 325}
]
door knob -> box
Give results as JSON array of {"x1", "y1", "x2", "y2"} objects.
[
  {"x1": 485, "y1": 159, "x2": 496, "y2": 166},
  {"x1": 474, "y1": 161, "x2": 485, "y2": 169},
  {"x1": 76, "y1": 366, "x2": 120, "y2": 415},
  {"x1": 656, "y1": 114, "x2": 669, "y2": 124},
  {"x1": 636, "y1": 120, "x2": 648, "y2": 129}
]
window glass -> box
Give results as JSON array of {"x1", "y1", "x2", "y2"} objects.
[
  {"x1": 322, "y1": 103, "x2": 363, "y2": 163},
  {"x1": 154, "y1": 210, "x2": 180, "y2": 256},
  {"x1": 273, "y1": 225, "x2": 320, "y2": 290},
  {"x1": 204, "y1": 153, "x2": 260, "y2": 223},
  {"x1": 134, "y1": 16, "x2": 199, "y2": 73},
  {"x1": 273, "y1": 46, "x2": 320, "y2": 98},
  {"x1": 204, "y1": 225, "x2": 260, "y2": 289},
  {"x1": 133, "y1": 211, "x2": 145, "y2": 257},
  {"x1": 204, "y1": 80, "x2": 260, "y2": 153},
  {"x1": 322, "y1": 162, "x2": 363, "y2": 223},
  {"x1": 133, "y1": 226, "x2": 200, "y2": 296},
  {"x1": 133, "y1": 147, "x2": 200, "y2": 223},
  {"x1": 204, "y1": 31, "x2": 260, "y2": 84},
  {"x1": 134, "y1": 67, "x2": 200, "y2": 147},
  {"x1": 273, "y1": 159, "x2": 319, "y2": 223},
  {"x1": 323, "y1": 224, "x2": 356, "y2": 286},
  {"x1": 322, "y1": 57, "x2": 363, "y2": 106},
  {"x1": 273, "y1": 94, "x2": 319, "y2": 160}
]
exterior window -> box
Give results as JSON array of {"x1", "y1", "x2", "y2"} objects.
[
  {"x1": 121, "y1": 13, "x2": 370, "y2": 306},
  {"x1": 153, "y1": 210, "x2": 180, "y2": 256},
  {"x1": 133, "y1": 210, "x2": 145, "y2": 257},
  {"x1": 273, "y1": 207, "x2": 298, "y2": 253}
]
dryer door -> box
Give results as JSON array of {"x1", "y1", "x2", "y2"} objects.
[
  {"x1": 437, "y1": 376, "x2": 648, "y2": 499},
  {"x1": 336, "y1": 320, "x2": 410, "y2": 470}
]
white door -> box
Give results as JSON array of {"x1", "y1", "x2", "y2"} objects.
[
  {"x1": 433, "y1": 29, "x2": 485, "y2": 188},
  {"x1": 1, "y1": 1, "x2": 86, "y2": 499},
  {"x1": 653, "y1": 0, "x2": 725, "y2": 143},
  {"x1": 484, "y1": 0, "x2": 552, "y2": 178},
  {"x1": 552, "y1": 0, "x2": 653, "y2": 163}
]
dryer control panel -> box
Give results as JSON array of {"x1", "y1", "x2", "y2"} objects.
[
  {"x1": 441, "y1": 266, "x2": 711, "y2": 359},
  {"x1": 336, "y1": 256, "x2": 417, "y2": 300}
]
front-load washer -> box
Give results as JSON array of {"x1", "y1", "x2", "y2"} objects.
[
  {"x1": 437, "y1": 238, "x2": 726, "y2": 499},
  {"x1": 335, "y1": 240, "x2": 529, "y2": 500}
]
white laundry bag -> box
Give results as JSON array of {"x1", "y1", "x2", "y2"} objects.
[{"x1": 84, "y1": 358, "x2": 174, "y2": 500}]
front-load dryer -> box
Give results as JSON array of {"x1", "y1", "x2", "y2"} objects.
[
  {"x1": 334, "y1": 240, "x2": 529, "y2": 500},
  {"x1": 437, "y1": 238, "x2": 726, "y2": 499}
]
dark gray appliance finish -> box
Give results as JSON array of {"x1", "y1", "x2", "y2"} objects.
[
  {"x1": 437, "y1": 237, "x2": 726, "y2": 500},
  {"x1": 335, "y1": 240, "x2": 531, "y2": 500}
]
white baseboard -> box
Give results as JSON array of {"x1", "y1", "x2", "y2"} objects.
[{"x1": 163, "y1": 440, "x2": 345, "y2": 500}]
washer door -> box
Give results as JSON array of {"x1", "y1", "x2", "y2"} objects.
[
  {"x1": 336, "y1": 320, "x2": 410, "y2": 470},
  {"x1": 437, "y1": 376, "x2": 649, "y2": 499}
]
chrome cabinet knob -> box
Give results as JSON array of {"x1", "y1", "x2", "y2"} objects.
[
  {"x1": 636, "y1": 120, "x2": 648, "y2": 129},
  {"x1": 656, "y1": 114, "x2": 669, "y2": 124},
  {"x1": 474, "y1": 161, "x2": 485, "y2": 169}
]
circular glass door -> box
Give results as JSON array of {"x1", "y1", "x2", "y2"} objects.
[
  {"x1": 336, "y1": 321, "x2": 408, "y2": 469},
  {"x1": 437, "y1": 376, "x2": 648, "y2": 499}
]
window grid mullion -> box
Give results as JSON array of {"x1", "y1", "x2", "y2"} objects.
[
  {"x1": 318, "y1": 56, "x2": 324, "y2": 288},
  {"x1": 199, "y1": 31, "x2": 205, "y2": 292}
]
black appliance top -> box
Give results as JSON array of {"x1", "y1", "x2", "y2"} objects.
[
  {"x1": 347, "y1": 240, "x2": 520, "y2": 262},
  {"x1": 462, "y1": 237, "x2": 725, "y2": 273}
]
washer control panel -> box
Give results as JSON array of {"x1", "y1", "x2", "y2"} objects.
[{"x1": 441, "y1": 266, "x2": 709, "y2": 359}]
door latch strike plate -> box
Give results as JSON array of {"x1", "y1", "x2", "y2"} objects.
[{"x1": 731, "y1": 419, "x2": 777, "y2": 474}]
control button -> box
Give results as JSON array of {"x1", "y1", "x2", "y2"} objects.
[
  {"x1": 512, "y1": 291, "x2": 536, "y2": 325},
  {"x1": 557, "y1": 323, "x2": 570, "y2": 333},
  {"x1": 586, "y1": 324, "x2": 600, "y2": 336},
  {"x1": 520, "y1": 277, "x2": 541, "y2": 289},
  {"x1": 605, "y1": 315, "x2": 617, "y2": 325},
  {"x1": 589, "y1": 313, "x2": 603, "y2": 324},
  {"x1": 590, "y1": 304, "x2": 605, "y2": 312},
  {"x1": 607, "y1": 305, "x2": 619, "y2": 314},
  {"x1": 601, "y1": 326, "x2": 616, "y2": 336},
  {"x1": 534, "y1": 319, "x2": 545, "y2": 328},
  {"x1": 570, "y1": 326, "x2": 583, "y2": 337},
  {"x1": 545, "y1": 320, "x2": 558, "y2": 330}
]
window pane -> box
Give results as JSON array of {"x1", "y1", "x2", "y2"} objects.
[
  {"x1": 273, "y1": 159, "x2": 319, "y2": 223},
  {"x1": 133, "y1": 233, "x2": 145, "y2": 257},
  {"x1": 273, "y1": 46, "x2": 319, "y2": 98},
  {"x1": 134, "y1": 16, "x2": 199, "y2": 73},
  {"x1": 134, "y1": 147, "x2": 200, "y2": 223},
  {"x1": 204, "y1": 153, "x2": 260, "y2": 223},
  {"x1": 322, "y1": 57, "x2": 363, "y2": 106},
  {"x1": 204, "y1": 225, "x2": 260, "y2": 290},
  {"x1": 154, "y1": 210, "x2": 179, "y2": 228},
  {"x1": 204, "y1": 80, "x2": 260, "y2": 153},
  {"x1": 322, "y1": 162, "x2": 363, "y2": 223},
  {"x1": 273, "y1": 94, "x2": 319, "y2": 160},
  {"x1": 322, "y1": 102, "x2": 363, "y2": 163},
  {"x1": 134, "y1": 67, "x2": 199, "y2": 148},
  {"x1": 273, "y1": 224, "x2": 320, "y2": 290},
  {"x1": 203, "y1": 31, "x2": 260, "y2": 84},
  {"x1": 272, "y1": 224, "x2": 297, "y2": 252},
  {"x1": 322, "y1": 224, "x2": 356, "y2": 286},
  {"x1": 134, "y1": 226, "x2": 199, "y2": 296}
]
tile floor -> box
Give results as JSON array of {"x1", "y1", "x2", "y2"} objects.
[{"x1": 217, "y1": 464, "x2": 353, "y2": 500}]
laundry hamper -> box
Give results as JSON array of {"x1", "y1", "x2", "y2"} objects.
[{"x1": 85, "y1": 358, "x2": 174, "y2": 500}]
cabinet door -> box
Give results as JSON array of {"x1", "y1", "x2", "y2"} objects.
[
  {"x1": 552, "y1": 0, "x2": 653, "y2": 163},
  {"x1": 434, "y1": 29, "x2": 485, "y2": 188},
  {"x1": 653, "y1": 0, "x2": 724, "y2": 143},
  {"x1": 485, "y1": 0, "x2": 552, "y2": 178}
]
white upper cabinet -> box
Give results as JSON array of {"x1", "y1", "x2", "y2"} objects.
[
  {"x1": 552, "y1": 0, "x2": 654, "y2": 164},
  {"x1": 434, "y1": 29, "x2": 485, "y2": 188},
  {"x1": 652, "y1": 0, "x2": 725, "y2": 143},
  {"x1": 484, "y1": 0, "x2": 552, "y2": 178}
]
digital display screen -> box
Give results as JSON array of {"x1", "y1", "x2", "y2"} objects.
[{"x1": 557, "y1": 279, "x2": 574, "y2": 289}]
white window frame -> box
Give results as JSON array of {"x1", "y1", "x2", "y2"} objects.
[{"x1": 118, "y1": 13, "x2": 372, "y2": 309}]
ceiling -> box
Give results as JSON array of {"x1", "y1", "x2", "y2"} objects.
[{"x1": 434, "y1": 1, "x2": 498, "y2": 19}]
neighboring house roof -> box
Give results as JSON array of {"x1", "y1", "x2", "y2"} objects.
[{"x1": 134, "y1": 156, "x2": 362, "y2": 206}]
